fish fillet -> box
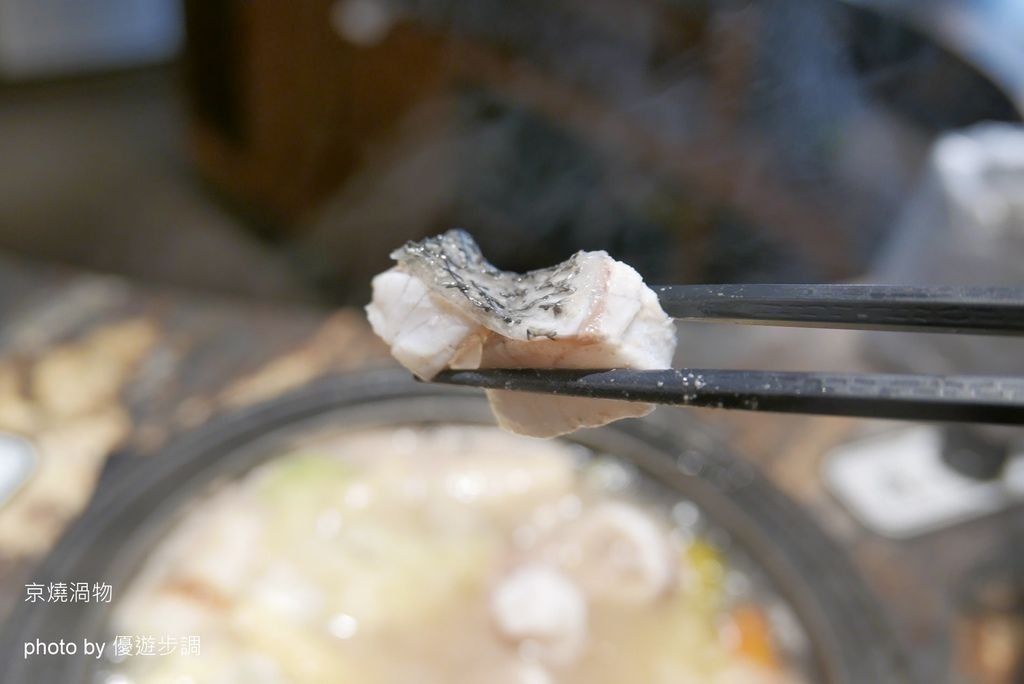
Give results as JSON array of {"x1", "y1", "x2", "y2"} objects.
[{"x1": 365, "y1": 230, "x2": 677, "y2": 437}]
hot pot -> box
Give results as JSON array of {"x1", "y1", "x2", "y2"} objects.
[{"x1": 2, "y1": 370, "x2": 909, "y2": 682}]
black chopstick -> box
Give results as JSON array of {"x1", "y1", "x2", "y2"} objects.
[
  {"x1": 429, "y1": 368, "x2": 1024, "y2": 425},
  {"x1": 654, "y1": 284, "x2": 1024, "y2": 335}
]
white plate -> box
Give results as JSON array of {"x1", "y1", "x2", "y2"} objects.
[{"x1": 824, "y1": 426, "x2": 1024, "y2": 538}]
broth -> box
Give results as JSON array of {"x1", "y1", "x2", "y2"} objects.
[{"x1": 102, "y1": 426, "x2": 809, "y2": 683}]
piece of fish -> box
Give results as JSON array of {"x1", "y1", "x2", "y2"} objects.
[
  {"x1": 539, "y1": 502, "x2": 675, "y2": 604},
  {"x1": 490, "y1": 563, "x2": 588, "y2": 665},
  {"x1": 366, "y1": 230, "x2": 677, "y2": 437}
]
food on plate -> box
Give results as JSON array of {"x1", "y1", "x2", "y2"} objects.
[
  {"x1": 103, "y1": 425, "x2": 807, "y2": 684},
  {"x1": 365, "y1": 230, "x2": 677, "y2": 437}
]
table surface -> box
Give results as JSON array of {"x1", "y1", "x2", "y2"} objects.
[{"x1": 0, "y1": 254, "x2": 1020, "y2": 683}]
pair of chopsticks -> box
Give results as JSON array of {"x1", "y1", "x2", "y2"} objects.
[{"x1": 428, "y1": 284, "x2": 1024, "y2": 425}]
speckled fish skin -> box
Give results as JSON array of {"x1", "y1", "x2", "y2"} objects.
[{"x1": 366, "y1": 230, "x2": 677, "y2": 437}]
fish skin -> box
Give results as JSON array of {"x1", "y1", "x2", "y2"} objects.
[{"x1": 366, "y1": 231, "x2": 677, "y2": 437}]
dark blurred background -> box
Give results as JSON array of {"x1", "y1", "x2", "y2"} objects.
[{"x1": 0, "y1": 0, "x2": 1019, "y2": 306}]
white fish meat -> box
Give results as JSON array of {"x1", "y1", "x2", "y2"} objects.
[
  {"x1": 365, "y1": 230, "x2": 677, "y2": 437},
  {"x1": 490, "y1": 563, "x2": 587, "y2": 665},
  {"x1": 538, "y1": 502, "x2": 675, "y2": 604}
]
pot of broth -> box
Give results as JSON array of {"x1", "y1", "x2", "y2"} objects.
[{"x1": 2, "y1": 370, "x2": 908, "y2": 683}]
